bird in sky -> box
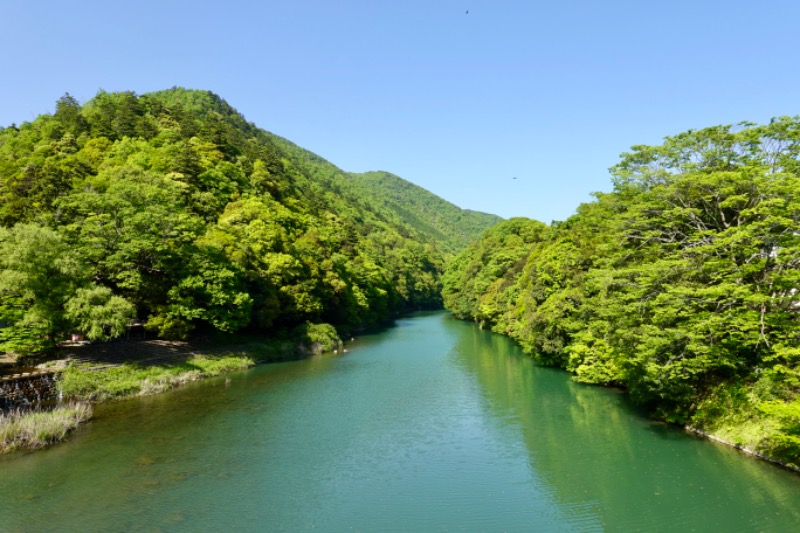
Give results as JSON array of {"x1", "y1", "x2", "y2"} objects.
[{"x1": 466, "y1": 10, "x2": 469, "y2": 14}]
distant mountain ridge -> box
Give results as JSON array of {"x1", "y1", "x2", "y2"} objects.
[{"x1": 348, "y1": 171, "x2": 502, "y2": 255}]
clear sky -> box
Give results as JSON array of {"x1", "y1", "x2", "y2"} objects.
[{"x1": 1, "y1": 0, "x2": 798, "y2": 222}]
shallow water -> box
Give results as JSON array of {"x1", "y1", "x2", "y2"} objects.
[{"x1": 2, "y1": 311, "x2": 799, "y2": 532}]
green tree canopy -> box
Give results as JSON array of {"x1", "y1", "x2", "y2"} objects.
[
  {"x1": 443, "y1": 117, "x2": 800, "y2": 465},
  {"x1": 0, "y1": 88, "x2": 477, "y2": 354}
]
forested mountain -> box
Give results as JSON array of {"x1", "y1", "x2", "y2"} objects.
[
  {"x1": 247, "y1": 140, "x2": 501, "y2": 256},
  {"x1": 0, "y1": 88, "x2": 479, "y2": 355},
  {"x1": 347, "y1": 171, "x2": 501, "y2": 255},
  {"x1": 444, "y1": 119, "x2": 800, "y2": 466}
]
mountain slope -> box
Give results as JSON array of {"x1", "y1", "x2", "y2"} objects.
[
  {"x1": 258, "y1": 138, "x2": 501, "y2": 256},
  {"x1": 0, "y1": 88, "x2": 487, "y2": 353},
  {"x1": 348, "y1": 171, "x2": 502, "y2": 255}
]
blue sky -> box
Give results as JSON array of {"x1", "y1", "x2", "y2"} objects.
[{"x1": 1, "y1": 0, "x2": 798, "y2": 222}]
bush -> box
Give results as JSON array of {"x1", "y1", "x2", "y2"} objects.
[{"x1": 292, "y1": 322, "x2": 342, "y2": 354}]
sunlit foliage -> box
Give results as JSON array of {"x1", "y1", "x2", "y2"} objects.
[
  {"x1": 0, "y1": 88, "x2": 486, "y2": 354},
  {"x1": 444, "y1": 119, "x2": 800, "y2": 465}
]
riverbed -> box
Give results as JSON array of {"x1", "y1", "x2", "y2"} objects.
[{"x1": 2, "y1": 311, "x2": 799, "y2": 531}]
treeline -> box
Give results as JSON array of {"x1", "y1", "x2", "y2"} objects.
[
  {"x1": 443, "y1": 119, "x2": 800, "y2": 465},
  {"x1": 0, "y1": 88, "x2": 453, "y2": 355}
]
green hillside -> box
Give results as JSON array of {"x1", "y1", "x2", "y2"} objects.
[
  {"x1": 251, "y1": 139, "x2": 501, "y2": 256},
  {"x1": 348, "y1": 171, "x2": 502, "y2": 255},
  {"x1": 0, "y1": 88, "x2": 486, "y2": 355}
]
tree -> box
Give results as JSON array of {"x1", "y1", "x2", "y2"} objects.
[
  {"x1": 0, "y1": 224, "x2": 81, "y2": 354},
  {"x1": 53, "y1": 93, "x2": 88, "y2": 137},
  {"x1": 65, "y1": 285, "x2": 136, "y2": 340},
  {"x1": 442, "y1": 218, "x2": 547, "y2": 328},
  {"x1": 0, "y1": 87, "x2": 453, "y2": 349}
]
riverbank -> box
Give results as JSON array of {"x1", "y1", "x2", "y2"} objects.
[
  {"x1": 58, "y1": 354, "x2": 256, "y2": 402},
  {"x1": 0, "y1": 326, "x2": 345, "y2": 454},
  {"x1": 0, "y1": 353, "x2": 256, "y2": 455},
  {"x1": 0, "y1": 403, "x2": 93, "y2": 454},
  {"x1": 686, "y1": 427, "x2": 800, "y2": 474},
  {"x1": 447, "y1": 320, "x2": 800, "y2": 472},
  {"x1": 6, "y1": 311, "x2": 800, "y2": 532}
]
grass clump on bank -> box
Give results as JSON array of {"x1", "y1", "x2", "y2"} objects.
[
  {"x1": 0, "y1": 403, "x2": 93, "y2": 454},
  {"x1": 59, "y1": 354, "x2": 255, "y2": 401}
]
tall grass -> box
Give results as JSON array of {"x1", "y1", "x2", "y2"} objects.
[{"x1": 0, "y1": 403, "x2": 93, "y2": 454}]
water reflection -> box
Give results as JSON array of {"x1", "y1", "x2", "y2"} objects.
[
  {"x1": 1, "y1": 312, "x2": 800, "y2": 532},
  {"x1": 447, "y1": 319, "x2": 800, "y2": 531}
]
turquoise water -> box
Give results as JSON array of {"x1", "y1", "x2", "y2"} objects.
[{"x1": 2, "y1": 311, "x2": 800, "y2": 532}]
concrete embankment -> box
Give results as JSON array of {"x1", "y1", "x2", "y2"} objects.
[{"x1": 0, "y1": 371, "x2": 58, "y2": 411}]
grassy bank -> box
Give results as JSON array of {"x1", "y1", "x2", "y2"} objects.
[
  {"x1": 59, "y1": 354, "x2": 256, "y2": 401},
  {"x1": 688, "y1": 379, "x2": 800, "y2": 471},
  {"x1": 0, "y1": 403, "x2": 93, "y2": 454},
  {"x1": 2, "y1": 330, "x2": 343, "y2": 454},
  {"x1": 1, "y1": 354, "x2": 253, "y2": 454}
]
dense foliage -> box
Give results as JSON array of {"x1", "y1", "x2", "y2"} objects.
[
  {"x1": 0, "y1": 88, "x2": 467, "y2": 354},
  {"x1": 444, "y1": 118, "x2": 800, "y2": 465}
]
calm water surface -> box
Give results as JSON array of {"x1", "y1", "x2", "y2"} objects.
[{"x1": 2, "y1": 311, "x2": 800, "y2": 532}]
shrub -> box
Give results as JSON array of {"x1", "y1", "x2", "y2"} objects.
[{"x1": 293, "y1": 322, "x2": 342, "y2": 354}]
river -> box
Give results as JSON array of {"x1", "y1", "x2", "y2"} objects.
[{"x1": 2, "y1": 311, "x2": 800, "y2": 532}]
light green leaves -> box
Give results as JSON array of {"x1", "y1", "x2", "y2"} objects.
[
  {"x1": 65, "y1": 286, "x2": 135, "y2": 341},
  {"x1": 443, "y1": 117, "x2": 800, "y2": 456}
]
